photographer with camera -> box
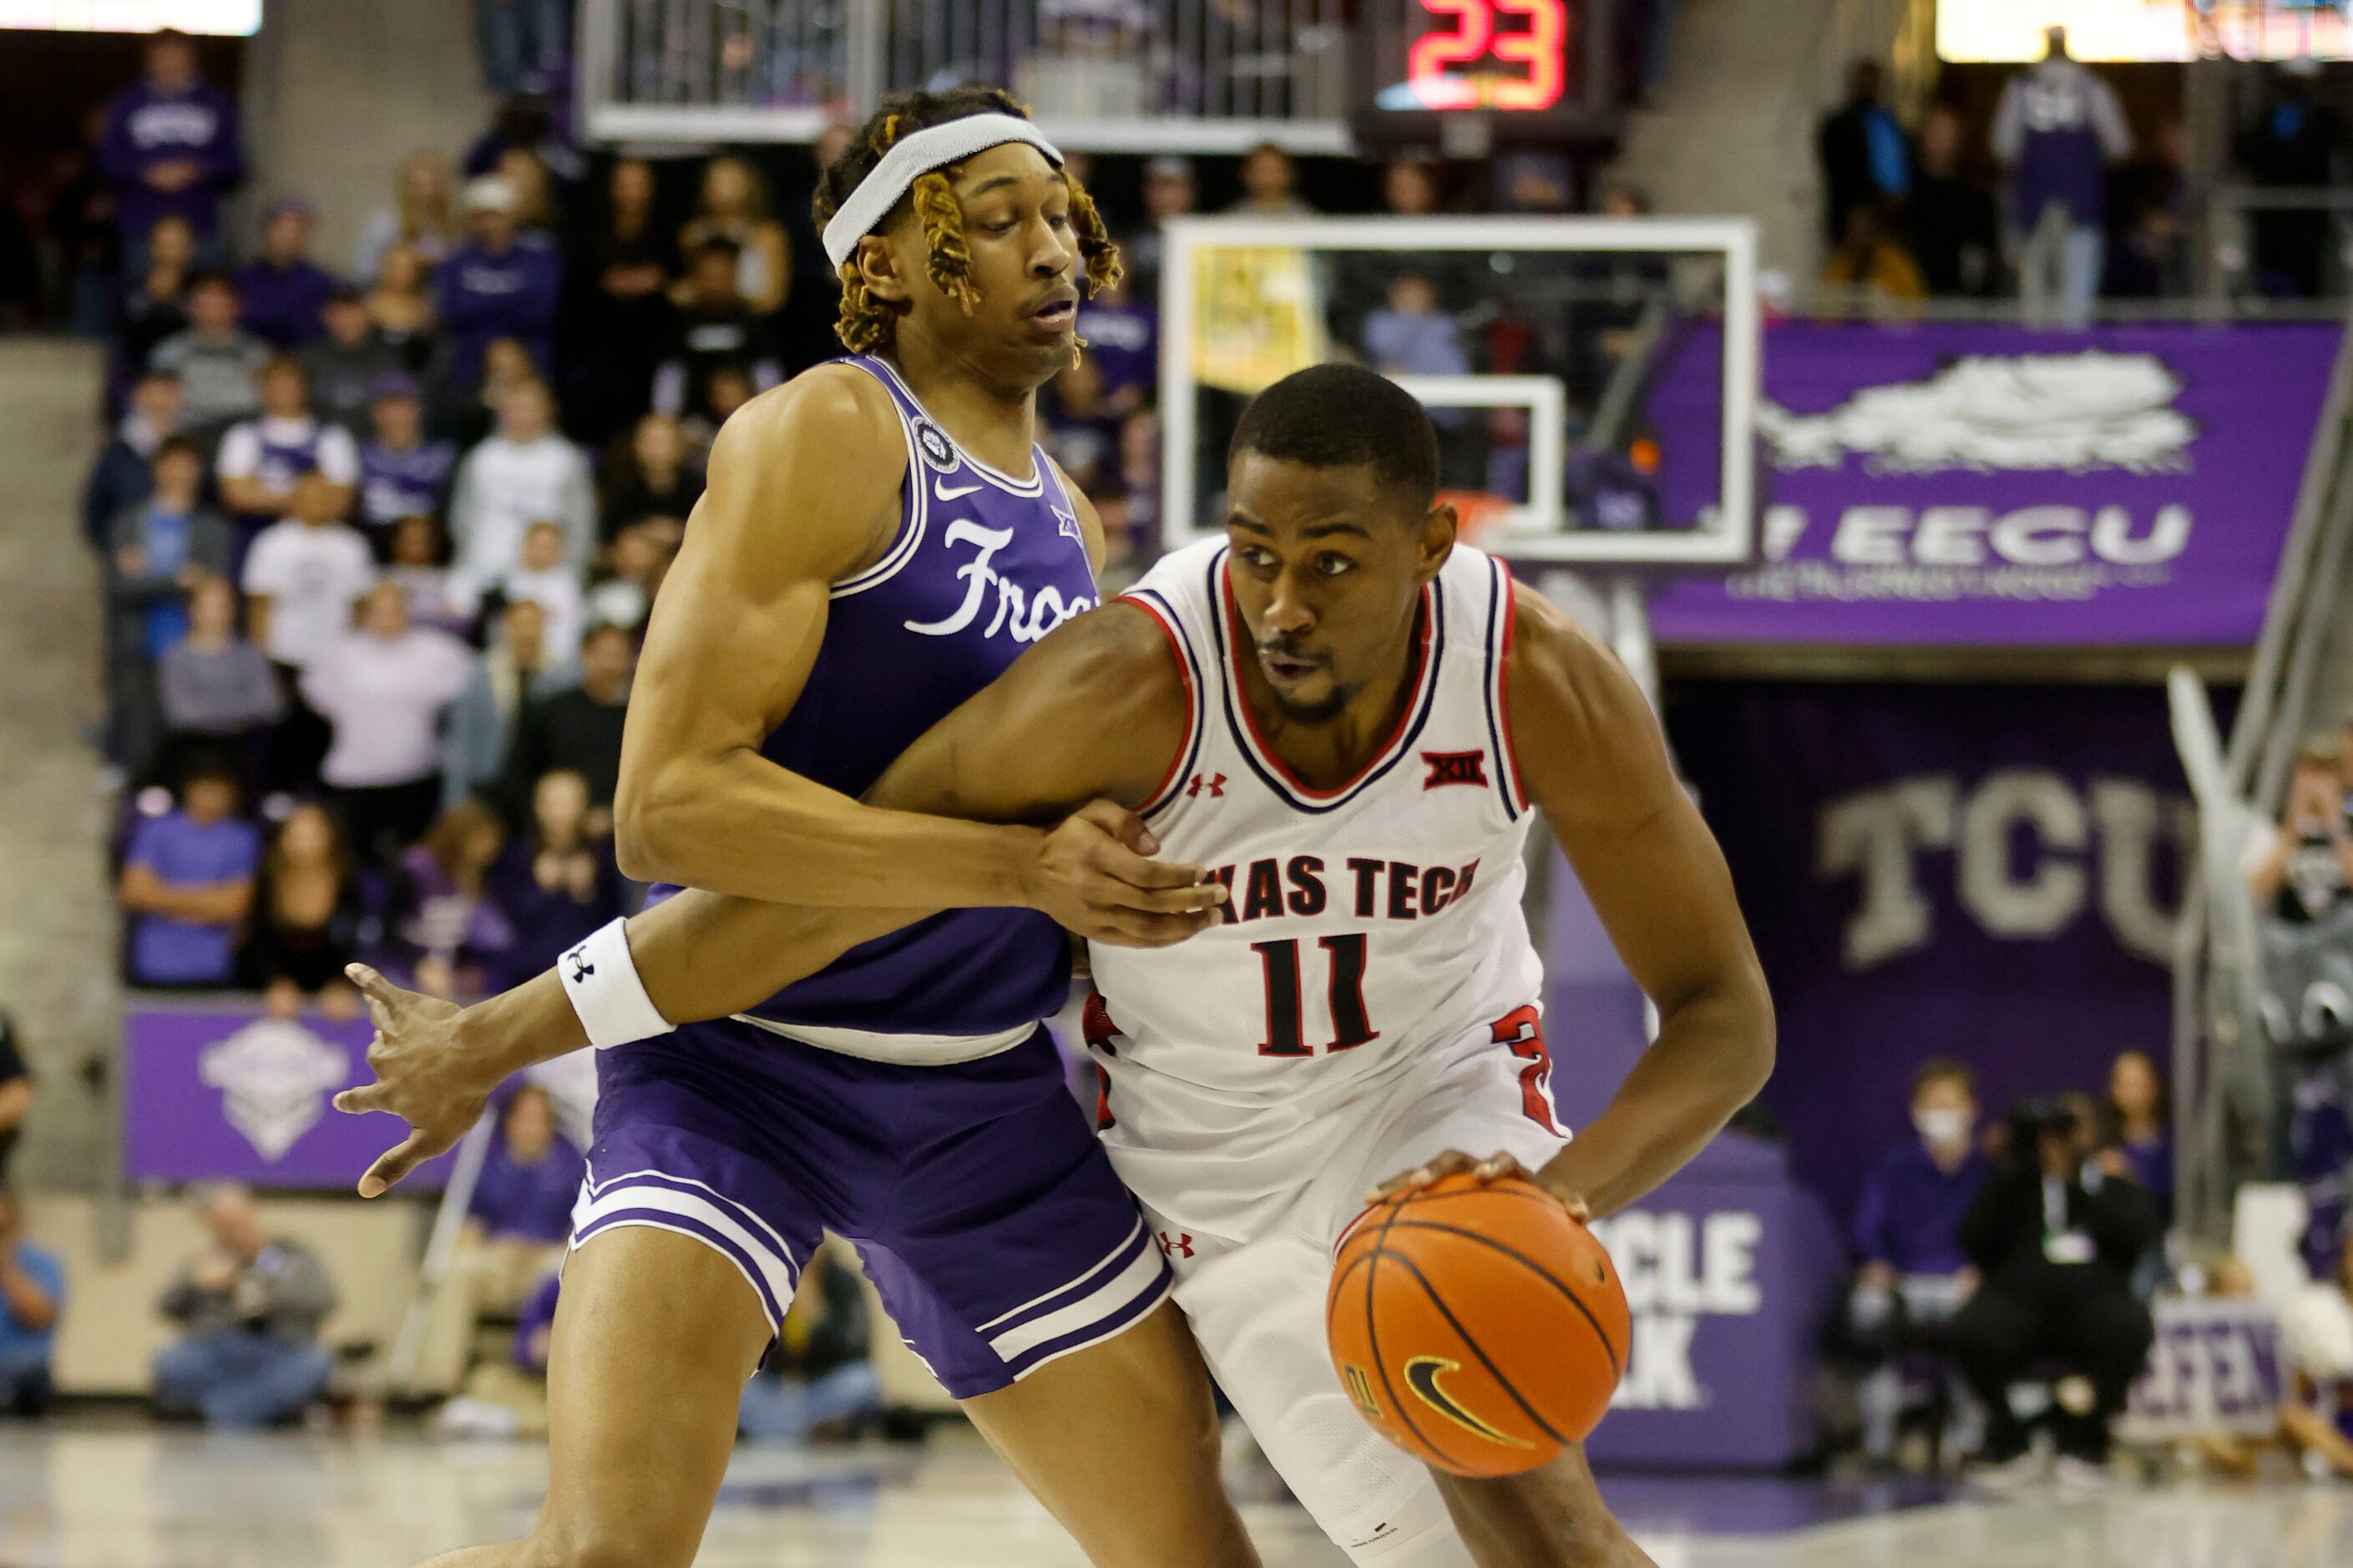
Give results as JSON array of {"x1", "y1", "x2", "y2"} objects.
[
  {"x1": 2244, "y1": 737, "x2": 2353, "y2": 927},
  {"x1": 1946, "y1": 1095, "x2": 2159, "y2": 1485}
]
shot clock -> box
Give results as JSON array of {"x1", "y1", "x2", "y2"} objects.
[{"x1": 1354, "y1": 0, "x2": 1617, "y2": 149}]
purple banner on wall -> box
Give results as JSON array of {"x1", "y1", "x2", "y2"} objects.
[
  {"x1": 124, "y1": 1004, "x2": 456, "y2": 1190},
  {"x1": 1665, "y1": 682, "x2": 2193, "y2": 1224},
  {"x1": 1647, "y1": 321, "x2": 2341, "y2": 646},
  {"x1": 1581, "y1": 1135, "x2": 1843, "y2": 1468}
]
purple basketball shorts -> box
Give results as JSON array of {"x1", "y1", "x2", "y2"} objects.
[{"x1": 570, "y1": 1019, "x2": 1171, "y2": 1399}]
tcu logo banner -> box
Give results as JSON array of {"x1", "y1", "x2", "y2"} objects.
[{"x1": 1668, "y1": 680, "x2": 2193, "y2": 1221}]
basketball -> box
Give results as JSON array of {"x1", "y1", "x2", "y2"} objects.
[{"x1": 1325, "y1": 1174, "x2": 1632, "y2": 1479}]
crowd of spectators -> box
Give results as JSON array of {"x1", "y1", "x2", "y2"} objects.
[
  {"x1": 1839, "y1": 1053, "x2": 2173, "y2": 1482},
  {"x1": 1837, "y1": 1002, "x2": 2353, "y2": 1488},
  {"x1": 2247, "y1": 719, "x2": 2353, "y2": 1293},
  {"x1": 1815, "y1": 28, "x2": 2350, "y2": 324},
  {"x1": 1815, "y1": 31, "x2": 2153, "y2": 324},
  {"x1": 73, "y1": 31, "x2": 709, "y2": 1014},
  {"x1": 58, "y1": 24, "x2": 1707, "y2": 1019}
]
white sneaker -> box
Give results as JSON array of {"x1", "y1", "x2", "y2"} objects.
[
  {"x1": 2052, "y1": 1454, "x2": 2114, "y2": 1494},
  {"x1": 1971, "y1": 1447, "x2": 2051, "y2": 1492}
]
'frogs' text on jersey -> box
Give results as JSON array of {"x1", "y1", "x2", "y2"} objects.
[
  {"x1": 1085, "y1": 539, "x2": 1547, "y2": 1201},
  {"x1": 729, "y1": 355, "x2": 1101, "y2": 1048}
]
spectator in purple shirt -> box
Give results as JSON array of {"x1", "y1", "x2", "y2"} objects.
[
  {"x1": 1992, "y1": 27, "x2": 2133, "y2": 328},
  {"x1": 357, "y1": 374, "x2": 457, "y2": 545},
  {"x1": 2099, "y1": 1048, "x2": 2173, "y2": 1231},
  {"x1": 1847, "y1": 1058, "x2": 1993, "y2": 1464},
  {"x1": 233, "y1": 199, "x2": 341, "y2": 350},
  {"x1": 415, "y1": 1083, "x2": 583, "y2": 1396},
  {"x1": 1073, "y1": 272, "x2": 1156, "y2": 417},
  {"x1": 97, "y1": 29, "x2": 245, "y2": 267},
  {"x1": 438, "y1": 175, "x2": 562, "y2": 397},
  {"x1": 482, "y1": 768, "x2": 622, "y2": 992},
  {"x1": 117, "y1": 757, "x2": 260, "y2": 988}
]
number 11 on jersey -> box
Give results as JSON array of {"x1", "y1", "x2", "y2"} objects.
[{"x1": 1252, "y1": 936, "x2": 1379, "y2": 1056}]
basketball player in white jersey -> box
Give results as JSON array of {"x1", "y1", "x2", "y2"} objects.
[{"x1": 345, "y1": 364, "x2": 1773, "y2": 1566}]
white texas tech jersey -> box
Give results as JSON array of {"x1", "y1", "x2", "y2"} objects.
[{"x1": 1085, "y1": 539, "x2": 1551, "y2": 1229}]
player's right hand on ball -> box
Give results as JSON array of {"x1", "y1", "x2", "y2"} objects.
[
  {"x1": 1025, "y1": 799, "x2": 1227, "y2": 948},
  {"x1": 331, "y1": 963, "x2": 496, "y2": 1199}
]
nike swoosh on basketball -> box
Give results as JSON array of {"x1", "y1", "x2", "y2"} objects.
[
  {"x1": 1404, "y1": 1356, "x2": 1532, "y2": 1449},
  {"x1": 935, "y1": 481, "x2": 983, "y2": 501}
]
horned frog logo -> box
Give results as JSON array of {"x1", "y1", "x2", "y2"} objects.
[
  {"x1": 199, "y1": 1018, "x2": 350, "y2": 1161},
  {"x1": 1758, "y1": 351, "x2": 2196, "y2": 476}
]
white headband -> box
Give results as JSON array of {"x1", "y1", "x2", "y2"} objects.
[{"x1": 822, "y1": 114, "x2": 1065, "y2": 270}]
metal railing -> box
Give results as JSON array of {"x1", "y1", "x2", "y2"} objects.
[
  {"x1": 1794, "y1": 284, "x2": 2352, "y2": 324},
  {"x1": 2168, "y1": 297, "x2": 2353, "y2": 1248},
  {"x1": 578, "y1": 0, "x2": 1359, "y2": 150},
  {"x1": 2204, "y1": 184, "x2": 2353, "y2": 307}
]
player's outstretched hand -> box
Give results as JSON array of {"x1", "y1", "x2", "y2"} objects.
[
  {"x1": 1025, "y1": 799, "x2": 1228, "y2": 948},
  {"x1": 1367, "y1": 1150, "x2": 1591, "y2": 1223},
  {"x1": 331, "y1": 963, "x2": 496, "y2": 1199}
]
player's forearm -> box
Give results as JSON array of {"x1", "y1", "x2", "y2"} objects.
[
  {"x1": 615, "y1": 746, "x2": 1044, "y2": 913},
  {"x1": 448, "y1": 969, "x2": 588, "y2": 1084},
  {"x1": 1536, "y1": 979, "x2": 1774, "y2": 1218},
  {"x1": 625, "y1": 888, "x2": 934, "y2": 1022},
  {"x1": 451, "y1": 892, "x2": 936, "y2": 1082}
]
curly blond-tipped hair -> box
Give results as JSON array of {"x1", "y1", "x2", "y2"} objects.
[{"x1": 814, "y1": 88, "x2": 1123, "y2": 357}]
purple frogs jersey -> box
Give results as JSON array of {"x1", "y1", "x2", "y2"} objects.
[{"x1": 736, "y1": 355, "x2": 1099, "y2": 1043}]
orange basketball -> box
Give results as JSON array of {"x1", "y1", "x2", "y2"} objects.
[{"x1": 1325, "y1": 1174, "x2": 1631, "y2": 1478}]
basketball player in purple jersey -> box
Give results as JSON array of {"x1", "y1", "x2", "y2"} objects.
[
  {"x1": 349, "y1": 91, "x2": 1257, "y2": 1567},
  {"x1": 346, "y1": 367, "x2": 1775, "y2": 1565}
]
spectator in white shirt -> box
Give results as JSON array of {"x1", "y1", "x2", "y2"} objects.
[
  {"x1": 241, "y1": 473, "x2": 376, "y2": 674},
  {"x1": 301, "y1": 579, "x2": 478, "y2": 865},
  {"x1": 240, "y1": 472, "x2": 375, "y2": 791},
  {"x1": 446, "y1": 378, "x2": 594, "y2": 602},
  {"x1": 584, "y1": 524, "x2": 671, "y2": 633},
  {"x1": 468, "y1": 520, "x2": 584, "y2": 658},
  {"x1": 214, "y1": 356, "x2": 359, "y2": 529}
]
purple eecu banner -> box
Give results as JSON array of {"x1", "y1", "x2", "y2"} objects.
[
  {"x1": 1648, "y1": 321, "x2": 2342, "y2": 645},
  {"x1": 1667, "y1": 682, "x2": 2194, "y2": 1222},
  {"x1": 124, "y1": 1003, "x2": 457, "y2": 1189}
]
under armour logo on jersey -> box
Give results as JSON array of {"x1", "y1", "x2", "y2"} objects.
[
  {"x1": 564, "y1": 947, "x2": 594, "y2": 984},
  {"x1": 1187, "y1": 773, "x2": 1227, "y2": 799},
  {"x1": 1052, "y1": 503, "x2": 1082, "y2": 545},
  {"x1": 1158, "y1": 1232, "x2": 1196, "y2": 1259},
  {"x1": 1422, "y1": 750, "x2": 1490, "y2": 790}
]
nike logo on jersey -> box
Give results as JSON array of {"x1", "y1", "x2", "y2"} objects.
[
  {"x1": 1404, "y1": 1356, "x2": 1534, "y2": 1449},
  {"x1": 934, "y1": 480, "x2": 983, "y2": 501}
]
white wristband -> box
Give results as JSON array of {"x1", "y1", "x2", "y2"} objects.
[{"x1": 559, "y1": 918, "x2": 672, "y2": 1050}]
